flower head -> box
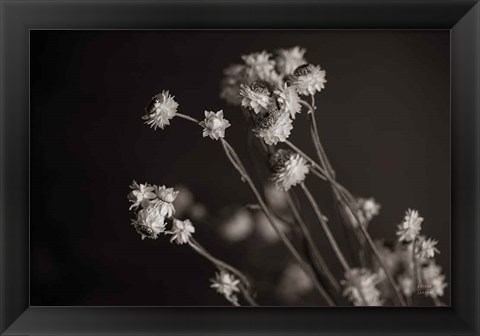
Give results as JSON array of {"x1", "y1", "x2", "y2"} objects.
[
  {"x1": 210, "y1": 270, "x2": 241, "y2": 305},
  {"x1": 341, "y1": 268, "x2": 383, "y2": 306},
  {"x1": 220, "y1": 208, "x2": 254, "y2": 242},
  {"x1": 200, "y1": 110, "x2": 231, "y2": 140},
  {"x1": 170, "y1": 218, "x2": 195, "y2": 245},
  {"x1": 220, "y1": 64, "x2": 248, "y2": 105},
  {"x1": 269, "y1": 149, "x2": 309, "y2": 191},
  {"x1": 127, "y1": 181, "x2": 156, "y2": 210},
  {"x1": 153, "y1": 185, "x2": 179, "y2": 218},
  {"x1": 240, "y1": 82, "x2": 272, "y2": 114},
  {"x1": 253, "y1": 108, "x2": 293, "y2": 145},
  {"x1": 276, "y1": 46, "x2": 307, "y2": 76},
  {"x1": 142, "y1": 91, "x2": 178, "y2": 130},
  {"x1": 291, "y1": 64, "x2": 327, "y2": 96},
  {"x1": 131, "y1": 204, "x2": 166, "y2": 240},
  {"x1": 242, "y1": 50, "x2": 276, "y2": 83},
  {"x1": 422, "y1": 262, "x2": 447, "y2": 298},
  {"x1": 357, "y1": 197, "x2": 381, "y2": 222},
  {"x1": 274, "y1": 84, "x2": 302, "y2": 119},
  {"x1": 416, "y1": 236, "x2": 440, "y2": 261},
  {"x1": 396, "y1": 209, "x2": 423, "y2": 242}
]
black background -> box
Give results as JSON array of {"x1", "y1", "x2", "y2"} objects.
[{"x1": 30, "y1": 30, "x2": 450, "y2": 306}]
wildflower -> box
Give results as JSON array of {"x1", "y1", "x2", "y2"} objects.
[
  {"x1": 269, "y1": 149, "x2": 309, "y2": 191},
  {"x1": 131, "y1": 204, "x2": 165, "y2": 240},
  {"x1": 153, "y1": 185, "x2": 178, "y2": 218},
  {"x1": 416, "y1": 236, "x2": 440, "y2": 261},
  {"x1": 357, "y1": 197, "x2": 381, "y2": 222},
  {"x1": 142, "y1": 91, "x2": 178, "y2": 130},
  {"x1": 274, "y1": 84, "x2": 302, "y2": 119},
  {"x1": 253, "y1": 108, "x2": 293, "y2": 145},
  {"x1": 220, "y1": 208, "x2": 254, "y2": 242},
  {"x1": 398, "y1": 274, "x2": 414, "y2": 297},
  {"x1": 396, "y1": 209, "x2": 423, "y2": 242},
  {"x1": 127, "y1": 181, "x2": 157, "y2": 210},
  {"x1": 342, "y1": 268, "x2": 383, "y2": 306},
  {"x1": 220, "y1": 64, "x2": 248, "y2": 105},
  {"x1": 422, "y1": 262, "x2": 447, "y2": 298},
  {"x1": 210, "y1": 270, "x2": 241, "y2": 305},
  {"x1": 276, "y1": 46, "x2": 307, "y2": 76},
  {"x1": 277, "y1": 263, "x2": 313, "y2": 302},
  {"x1": 291, "y1": 64, "x2": 327, "y2": 96},
  {"x1": 170, "y1": 218, "x2": 195, "y2": 245},
  {"x1": 242, "y1": 50, "x2": 276, "y2": 83},
  {"x1": 200, "y1": 110, "x2": 231, "y2": 140},
  {"x1": 240, "y1": 82, "x2": 272, "y2": 114}
]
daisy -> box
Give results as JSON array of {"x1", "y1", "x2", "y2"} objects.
[
  {"x1": 142, "y1": 90, "x2": 178, "y2": 130},
  {"x1": 131, "y1": 204, "x2": 165, "y2": 240},
  {"x1": 276, "y1": 46, "x2": 307, "y2": 76},
  {"x1": 269, "y1": 150, "x2": 309, "y2": 191},
  {"x1": 240, "y1": 82, "x2": 272, "y2": 114},
  {"x1": 210, "y1": 270, "x2": 241, "y2": 304},
  {"x1": 200, "y1": 110, "x2": 231, "y2": 140},
  {"x1": 154, "y1": 185, "x2": 179, "y2": 218},
  {"x1": 396, "y1": 209, "x2": 423, "y2": 242},
  {"x1": 274, "y1": 84, "x2": 302, "y2": 119},
  {"x1": 127, "y1": 181, "x2": 156, "y2": 210},
  {"x1": 253, "y1": 108, "x2": 293, "y2": 145},
  {"x1": 170, "y1": 218, "x2": 195, "y2": 245},
  {"x1": 291, "y1": 64, "x2": 327, "y2": 96}
]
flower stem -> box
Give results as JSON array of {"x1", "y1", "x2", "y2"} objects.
[
  {"x1": 220, "y1": 139, "x2": 335, "y2": 306},
  {"x1": 176, "y1": 113, "x2": 200, "y2": 124}
]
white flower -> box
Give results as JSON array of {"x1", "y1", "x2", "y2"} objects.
[
  {"x1": 269, "y1": 149, "x2": 309, "y2": 191},
  {"x1": 422, "y1": 262, "x2": 447, "y2": 298},
  {"x1": 240, "y1": 82, "x2": 272, "y2": 114},
  {"x1": 142, "y1": 91, "x2": 178, "y2": 130},
  {"x1": 220, "y1": 64, "x2": 248, "y2": 106},
  {"x1": 276, "y1": 46, "x2": 307, "y2": 76},
  {"x1": 200, "y1": 110, "x2": 231, "y2": 140},
  {"x1": 416, "y1": 236, "x2": 440, "y2": 261},
  {"x1": 253, "y1": 108, "x2": 293, "y2": 145},
  {"x1": 398, "y1": 274, "x2": 414, "y2": 297},
  {"x1": 277, "y1": 263, "x2": 313, "y2": 302},
  {"x1": 341, "y1": 268, "x2": 383, "y2": 306},
  {"x1": 274, "y1": 84, "x2": 302, "y2": 119},
  {"x1": 127, "y1": 181, "x2": 157, "y2": 210},
  {"x1": 242, "y1": 50, "x2": 276, "y2": 83},
  {"x1": 131, "y1": 204, "x2": 165, "y2": 240},
  {"x1": 357, "y1": 197, "x2": 381, "y2": 222},
  {"x1": 291, "y1": 64, "x2": 327, "y2": 95},
  {"x1": 220, "y1": 208, "x2": 254, "y2": 242},
  {"x1": 153, "y1": 185, "x2": 178, "y2": 218},
  {"x1": 210, "y1": 270, "x2": 241, "y2": 305},
  {"x1": 170, "y1": 218, "x2": 195, "y2": 245},
  {"x1": 396, "y1": 209, "x2": 423, "y2": 242}
]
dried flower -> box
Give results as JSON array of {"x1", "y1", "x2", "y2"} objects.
[
  {"x1": 153, "y1": 185, "x2": 179, "y2": 218},
  {"x1": 220, "y1": 208, "x2": 254, "y2": 242},
  {"x1": 276, "y1": 46, "x2": 307, "y2": 76},
  {"x1": 131, "y1": 204, "x2": 166, "y2": 240},
  {"x1": 422, "y1": 262, "x2": 447, "y2": 298},
  {"x1": 170, "y1": 218, "x2": 195, "y2": 245},
  {"x1": 357, "y1": 197, "x2": 381, "y2": 222},
  {"x1": 200, "y1": 110, "x2": 231, "y2": 140},
  {"x1": 240, "y1": 82, "x2": 272, "y2": 114},
  {"x1": 416, "y1": 236, "x2": 440, "y2": 261},
  {"x1": 142, "y1": 90, "x2": 178, "y2": 130},
  {"x1": 291, "y1": 64, "x2": 327, "y2": 96},
  {"x1": 242, "y1": 50, "x2": 276, "y2": 83},
  {"x1": 397, "y1": 209, "x2": 423, "y2": 242},
  {"x1": 127, "y1": 181, "x2": 156, "y2": 210},
  {"x1": 210, "y1": 270, "x2": 241, "y2": 305},
  {"x1": 342, "y1": 268, "x2": 383, "y2": 306},
  {"x1": 269, "y1": 149, "x2": 309, "y2": 191},
  {"x1": 274, "y1": 84, "x2": 302, "y2": 119},
  {"x1": 220, "y1": 64, "x2": 248, "y2": 105},
  {"x1": 253, "y1": 108, "x2": 293, "y2": 145}
]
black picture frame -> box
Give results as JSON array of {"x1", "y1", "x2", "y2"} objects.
[{"x1": 1, "y1": 0, "x2": 479, "y2": 335}]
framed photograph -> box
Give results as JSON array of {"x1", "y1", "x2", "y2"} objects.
[{"x1": 1, "y1": 0, "x2": 479, "y2": 335}]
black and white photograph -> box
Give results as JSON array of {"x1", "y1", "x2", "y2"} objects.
[{"x1": 31, "y1": 30, "x2": 450, "y2": 307}]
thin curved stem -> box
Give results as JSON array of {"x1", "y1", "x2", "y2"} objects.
[{"x1": 176, "y1": 113, "x2": 200, "y2": 124}]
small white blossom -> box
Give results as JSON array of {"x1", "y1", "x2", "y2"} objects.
[
  {"x1": 342, "y1": 268, "x2": 383, "y2": 306},
  {"x1": 276, "y1": 46, "x2": 307, "y2": 76},
  {"x1": 170, "y1": 218, "x2": 195, "y2": 245},
  {"x1": 153, "y1": 185, "x2": 179, "y2": 218},
  {"x1": 416, "y1": 236, "x2": 440, "y2": 261},
  {"x1": 142, "y1": 91, "x2": 178, "y2": 130},
  {"x1": 210, "y1": 270, "x2": 241, "y2": 305},
  {"x1": 291, "y1": 64, "x2": 327, "y2": 96},
  {"x1": 220, "y1": 64, "x2": 248, "y2": 106},
  {"x1": 131, "y1": 204, "x2": 166, "y2": 240},
  {"x1": 240, "y1": 83, "x2": 272, "y2": 114},
  {"x1": 253, "y1": 109, "x2": 293, "y2": 145},
  {"x1": 357, "y1": 197, "x2": 381, "y2": 222},
  {"x1": 242, "y1": 50, "x2": 276, "y2": 83},
  {"x1": 274, "y1": 84, "x2": 302, "y2": 119},
  {"x1": 396, "y1": 209, "x2": 423, "y2": 242},
  {"x1": 422, "y1": 262, "x2": 447, "y2": 298},
  {"x1": 269, "y1": 150, "x2": 309, "y2": 191},
  {"x1": 127, "y1": 181, "x2": 156, "y2": 210},
  {"x1": 220, "y1": 208, "x2": 254, "y2": 242},
  {"x1": 200, "y1": 110, "x2": 231, "y2": 140}
]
